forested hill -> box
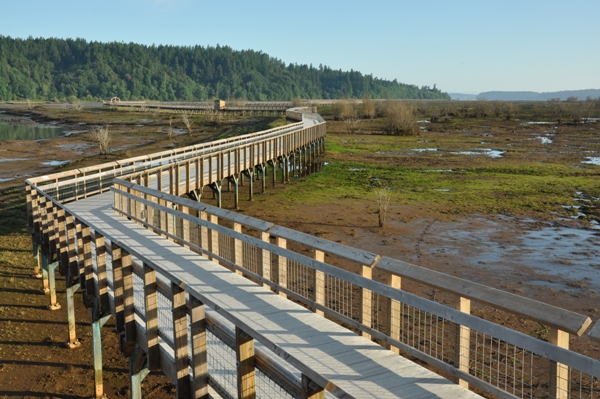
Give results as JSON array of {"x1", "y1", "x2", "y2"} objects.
[{"x1": 0, "y1": 36, "x2": 449, "y2": 102}]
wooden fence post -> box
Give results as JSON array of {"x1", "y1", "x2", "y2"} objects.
[
  {"x1": 191, "y1": 297, "x2": 209, "y2": 399},
  {"x1": 386, "y1": 273, "x2": 402, "y2": 354},
  {"x1": 454, "y1": 295, "x2": 471, "y2": 388},
  {"x1": 260, "y1": 232, "x2": 271, "y2": 289},
  {"x1": 314, "y1": 250, "x2": 325, "y2": 316},
  {"x1": 143, "y1": 263, "x2": 160, "y2": 371},
  {"x1": 277, "y1": 237, "x2": 287, "y2": 298},
  {"x1": 236, "y1": 327, "x2": 256, "y2": 399},
  {"x1": 233, "y1": 222, "x2": 243, "y2": 276},
  {"x1": 172, "y1": 282, "x2": 191, "y2": 398},
  {"x1": 549, "y1": 328, "x2": 569, "y2": 399},
  {"x1": 361, "y1": 265, "x2": 373, "y2": 340}
]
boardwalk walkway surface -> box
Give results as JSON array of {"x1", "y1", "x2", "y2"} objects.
[{"x1": 64, "y1": 192, "x2": 482, "y2": 399}]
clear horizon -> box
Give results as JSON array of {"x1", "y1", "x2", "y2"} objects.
[{"x1": 2, "y1": 0, "x2": 598, "y2": 94}]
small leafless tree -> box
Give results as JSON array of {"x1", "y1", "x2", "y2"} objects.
[
  {"x1": 376, "y1": 187, "x2": 392, "y2": 227},
  {"x1": 181, "y1": 112, "x2": 192, "y2": 135},
  {"x1": 93, "y1": 125, "x2": 111, "y2": 158},
  {"x1": 168, "y1": 116, "x2": 174, "y2": 140}
]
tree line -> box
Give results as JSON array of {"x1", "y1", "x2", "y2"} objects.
[{"x1": 0, "y1": 36, "x2": 449, "y2": 102}]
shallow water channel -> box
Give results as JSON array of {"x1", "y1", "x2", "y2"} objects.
[{"x1": 0, "y1": 113, "x2": 68, "y2": 140}]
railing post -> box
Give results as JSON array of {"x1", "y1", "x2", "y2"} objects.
[
  {"x1": 314, "y1": 250, "x2": 325, "y2": 316},
  {"x1": 549, "y1": 328, "x2": 569, "y2": 399},
  {"x1": 111, "y1": 242, "x2": 125, "y2": 333},
  {"x1": 233, "y1": 222, "x2": 243, "y2": 276},
  {"x1": 172, "y1": 282, "x2": 191, "y2": 398},
  {"x1": 277, "y1": 237, "x2": 287, "y2": 298},
  {"x1": 143, "y1": 263, "x2": 161, "y2": 370},
  {"x1": 64, "y1": 212, "x2": 81, "y2": 348},
  {"x1": 361, "y1": 265, "x2": 373, "y2": 340},
  {"x1": 260, "y1": 232, "x2": 271, "y2": 289},
  {"x1": 94, "y1": 232, "x2": 110, "y2": 313},
  {"x1": 191, "y1": 297, "x2": 209, "y2": 399},
  {"x1": 454, "y1": 295, "x2": 471, "y2": 388},
  {"x1": 121, "y1": 250, "x2": 136, "y2": 355},
  {"x1": 209, "y1": 214, "x2": 220, "y2": 264},
  {"x1": 386, "y1": 273, "x2": 402, "y2": 354},
  {"x1": 236, "y1": 327, "x2": 256, "y2": 399}
]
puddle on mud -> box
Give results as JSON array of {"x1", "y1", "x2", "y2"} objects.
[
  {"x1": 583, "y1": 157, "x2": 600, "y2": 165},
  {"x1": 58, "y1": 143, "x2": 93, "y2": 154},
  {"x1": 412, "y1": 148, "x2": 438, "y2": 152},
  {"x1": 452, "y1": 148, "x2": 505, "y2": 158},
  {"x1": 429, "y1": 217, "x2": 600, "y2": 292},
  {"x1": 41, "y1": 160, "x2": 70, "y2": 167}
]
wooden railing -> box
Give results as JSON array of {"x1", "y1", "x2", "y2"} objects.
[
  {"x1": 23, "y1": 105, "x2": 600, "y2": 399},
  {"x1": 110, "y1": 178, "x2": 599, "y2": 399}
]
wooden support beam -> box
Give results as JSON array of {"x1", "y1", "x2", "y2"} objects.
[
  {"x1": 122, "y1": 250, "x2": 136, "y2": 355},
  {"x1": 172, "y1": 282, "x2": 191, "y2": 398},
  {"x1": 143, "y1": 263, "x2": 161, "y2": 370},
  {"x1": 47, "y1": 261, "x2": 61, "y2": 310},
  {"x1": 111, "y1": 243, "x2": 125, "y2": 333},
  {"x1": 191, "y1": 298, "x2": 209, "y2": 399},
  {"x1": 94, "y1": 232, "x2": 110, "y2": 313},
  {"x1": 236, "y1": 327, "x2": 256, "y2": 399}
]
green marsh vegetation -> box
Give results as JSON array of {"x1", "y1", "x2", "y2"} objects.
[{"x1": 287, "y1": 99, "x2": 600, "y2": 222}]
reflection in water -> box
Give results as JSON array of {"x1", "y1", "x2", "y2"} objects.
[{"x1": 0, "y1": 118, "x2": 67, "y2": 140}]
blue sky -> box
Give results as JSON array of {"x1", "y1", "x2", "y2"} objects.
[{"x1": 2, "y1": 0, "x2": 599, "y2": 94}]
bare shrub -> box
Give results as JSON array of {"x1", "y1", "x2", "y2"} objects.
[
  {"x1": 362, "y1": 94, "x2": 376, "y2": 119},
  {"x1": 333, "y1": 99, "x2": 359, "y2": 133},
  {"x1": 93, "y1": 125, "x2": 111, "y2": 158},
  {"x1": 181, "y1": 112, "x2": 192, "y2": 135},
  {"x1": 376, "y1": 187, "x2": 392, "y2": 227},
  {"x1": 383, "y1": 100, "x2": 419, "y2": 136}
]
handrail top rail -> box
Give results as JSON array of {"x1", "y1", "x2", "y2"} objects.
[
  {"x1": 269, "y1": 225, "x2": 380, "y2": 267},
  {"x1": 114, "y1": 179, "x2": 274, "y2": 232},
  {"x1": 589, "y1": 321, "x2": 600, "y2": 342},
  {"x1": 376, "y1": 256, "x2": 592, "y2": 336},
  {"x1": 109, "y1": 187, "x2": 600, "y2": 376},
  {"x1": 112, "y1": 180, "x2": 592, "y2": 337}
]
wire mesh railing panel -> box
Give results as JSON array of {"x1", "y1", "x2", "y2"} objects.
[
  {"x1": 157, "y1": 290, "x2": 174, "y2": 346},
  {"x1": 207, "y1": 329, "x2": 237, "y2": 398},
  {"x1": 324, "y1": 274, "x2": 361, "y2": 324},
  {"x1": 241, "y1": 241, "x2": 261, "y2": 276},
  {"x1": 132, "y1": 272, "x2": 145, "y2": 316},
  {"x1": 218, "y1": 233, "x2": 235, "y2": 264},
  {"x1": 255, "y1": 368, "x2": 295, "y2": 399},
  {"x1": 286, "y1": 259, "x2": 315, "y2": 303}
]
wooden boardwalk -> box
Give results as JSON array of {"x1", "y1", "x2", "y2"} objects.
[{"x1": 64, "y1": 191, "x2": 481, "y2": 399}]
